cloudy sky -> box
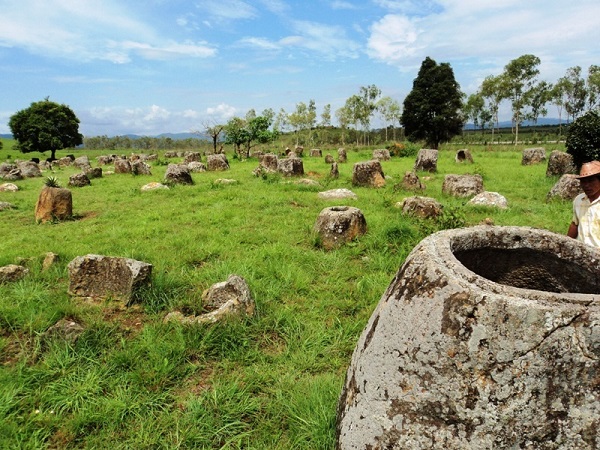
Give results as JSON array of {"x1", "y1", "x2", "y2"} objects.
[{"x1": 1, "y1": 0, "x2": 599, "y2": 136}]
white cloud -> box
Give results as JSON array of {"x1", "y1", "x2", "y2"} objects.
[
  {"x1": 0, "y1": 0, "x2": 217, "y2": 63},
  {"x1": 237, "y1": 37, "x2": 281, "y2": 51},
  {"x1": 206, "y1": 103, "x2": 237, "y2": 120},
  {"x1": 194, "y1": 0, "x2": 257, "y2": 21},
  {"x1": 367, "y1": 15, "x2": 421, "y2": 64},
  {"x1": 280, "y1": 21, "x2": 361, "y2": 59},
  {"x1": 330, "y1": 1, "x2": 358, "y2": 10}
]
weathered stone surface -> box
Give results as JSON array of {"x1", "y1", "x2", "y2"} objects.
[
  {"x1": 0, "y1": 202, "x2": 16, "y2": 211},
  {"x1": 35, "y1": 186, "x2": 73, "y2": 223},
  {"x1": 325, "y1": 154, "x2": 335, "y2": 164},
  {"x1": 314, "y1": 206, "x2": 367, "y2": 250},
  {"x1": 546, "y1": 150, "x2": 576, "y2": 177},
  {"x1": 165, "y1": 164, "x2": 193, "y2": 185},
  {"x1": 188, "y1": 161, "x2": 207, "y2": 172},
  {"x1": 214, "y1": 178, "x2": 238, "y2": 185},
  {"x1": 257, "y1": 153, "x2": 278, "y2": 172},
  {"x1": 84, "y1": 167, "x2": 103, "y2": 179},
  {"x1": 455, "y1": 148, "x2": 474, "y2": 163},
  {"x1": 547, "y1": 174, "x2": 582, "y2": 201},
  {"x1": 58, "y1": 156, "x2": 73, "y2": 167},
  {"x1": 207, "y1": 153, "x2": 230, "y2": 171},
  {"x1": 114, "y1": 159, "x2": 132, "y2": 174},
  {"x1": 442, "y1": 174, "x2": 484, "y2": 197},
  {"x1": 522, "y1": 147, "x2": 547, "y2": 165},
  {"x1": 337, "y1": 226, "x2": 600, "y2": 450},
  {"x1": 401, "y1": 171, "x2": 425, "y2": 191},
  {"x1": 414, "y1": 149, "x2": 438, "y2": 172},
  {"x1": 73, "y1": 155, "x2": 91, "y2": 169},
  {"x1": 372, "y1": 149, "x2": 391, "y2": 161},
  {"x1": 468, "y1": 191, "x2": 508, "y2": 209},
  {"x1": 330, "y1": 162, "x2": 339, "y2": 179},
  {"x1": 141, "y1": 182, "x2": 169, "y2": 191},
  {"x1": 4, "y1": 168, "x2": 23, "y2": 181},
  {"x1": 17, "y1": 161, "x2": 42, "y2": 178},
  {"x1": 164, "y1": 274, "x2": 255, "y2": 324},
  {"x1": 399, "y1": 196, "x2": 443, "y2": 219},
  {"x1": 277, "y1": 157, "x2": 304, "y2": 177},
  {"x1": 183, "y1": 151, "x2": 201, "y2": 163},
  {"x1": 42, "y1": 252, "x2": 60, "y2": 271},
  {"x1": 131, "y1": 160, "x2": 152, "y2": 175},
  {"x1": 352, "y1": 160, "x2": 386, "y2": 188},
  {"x1": 294, "y1": 145, "x2": 304, "y2": 157},
  {"x1": 96, "y1": 155, "x2": 115, "y2": 165},
  {"x1": 68, "y1": 172, "x2": 91, "y2": 187},
  {"x1": 318, "y1": 188, "x2": 358, "y2": 200},
  {"x1": 42, "y1": 318, "x2": 84, "y2": 345},
  {"x1": 0, "y1": 264, "x2": 29, "y2": 283},
  {"x1": 338, "y1": 148, "x2": 347, "y2": 163},
  {"x1": 0, "y1": 163, "x2": 16, "y2": 178},
  {"x1": 67, "y1": 254, "x2": 152, "y2": 304},
  {"x1": 310, "y1": 148, "x2": 322, "y2": 157}
]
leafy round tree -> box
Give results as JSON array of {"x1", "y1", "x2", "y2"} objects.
[
  {"x1": 9, "y1": 98, "x2": 83, "y2": 160},
  {"x1": 401, "y1": 57, "x2": 464, "y2": 149},
  {"x1": 565, "y1": 110, "x2": 600, "y2": 169}
]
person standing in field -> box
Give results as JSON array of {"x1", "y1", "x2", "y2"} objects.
[{"x1": 567, "y1": 160, "x2": 600, "y2": 247}]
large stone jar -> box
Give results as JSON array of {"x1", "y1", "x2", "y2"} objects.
[{"x1": 336, "y1": 226, "x2": 600, "y2": 450}]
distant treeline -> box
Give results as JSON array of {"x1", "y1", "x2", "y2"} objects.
[{"x1": 82, "y1": 135, "x2": 207, "y2": 151}]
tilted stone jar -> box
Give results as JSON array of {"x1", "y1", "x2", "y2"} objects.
[{"x1": 336, "y1": 225, "x2": 600, "y2": 450}]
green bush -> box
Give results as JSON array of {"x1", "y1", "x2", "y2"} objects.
[{"x1": 565, "y1": 110, "x2": 600, "y2": 169}]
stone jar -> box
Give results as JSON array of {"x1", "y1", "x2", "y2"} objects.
[{"x1": 336, "y1": 226, "x2": 600, "y2": 450}]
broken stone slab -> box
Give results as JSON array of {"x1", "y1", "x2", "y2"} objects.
[
  {"x1": 336, "y1": 226, "x2": 600, "y2": 450},
  {"x1": 399, "y1": 195, "x2": 443, "y2": 219},
  {"x1": 0, "y1": 183, "x2": 19, "y2": 192},
  {"x1": 42, "y1": 317, "x2": 85, "y2": 345},
  {"x1": 141, "y1": 182, "x2": 169, "y2": 192},
  {"x1": 0, "y1": 264, "x2": 29, "y2": 283},
  {"x1": 318, "y1": 188, "x2": 358, "y2": 200},
  {"x1": 164, "y1": 274, "x2": 255, "y2": 324},
  {"x1": 67, "y1": 254, "x2": 152, "y2": 304},
  {"x1": 467, "y1": 191, "x2": 508, "y2": 209},
  {"x1": 442, "y1": 173, "x2": 484, "y2": 198},
  {"x1": 0, "y1": 202, "x2": 16, "y2": 211}
]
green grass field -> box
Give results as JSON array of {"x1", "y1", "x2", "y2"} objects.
[{"x1": 0, "y1": 139, "x2": 572, "y2": 449}]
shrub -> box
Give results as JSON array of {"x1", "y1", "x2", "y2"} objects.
[
  {"x1": 44, "y1": 176, "x2": 60, "y2": 188},
  {"x1": 565, "y1": 110, "x2": 600, "y2": 169}
]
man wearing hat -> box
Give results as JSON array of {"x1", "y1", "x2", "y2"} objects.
[{"x1": 567, "y1": 160, "x2": 600, "y2": 247}]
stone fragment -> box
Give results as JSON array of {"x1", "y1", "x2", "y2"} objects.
[
  {"x1": 114, "y1": 159, "x2": 132, "y2": 174},
  {"x1": 414, "y1": 148, "x2": 438, "y2": 172},
  {"x1": 259, "y1": 153, "x2": 278, "y2": 171},
  {"x1": 35, "y1": 186, "x2": 73, "y2": 223},
  {"x1": 399, "y1": 196, "x2": 443, "y2": 219},
  {"x1": 73, "y1": 155, "x2": 91, "y2": 170},
  {"x1": 17, "y1": 161, "x2": 42, "y2": 178},
  {"x1": 131, "y1": 160, "x2": 152, "y2": 175},
  {"x1": 442, "y1": 174, "x2": 484, "y2": 197},
  {"x1": 310, "y1": 148, "x2": 322, "y2": 157},
  {"x1": 188, "y1": 161, "x2": 206, "y2": 172},
  {"x1": 546, "y1": 150, "x2": 576, "y2": 177},
  {"x1": 183, "y1": 152, "x2": 201, "y2": 163},
  {"x1": 164, "y1": 164, "x2": 193, "y2": 185},
  {"x1": 547, "y1": 174, "x2": 582, "y2": 201},
  {"x1": 400, "y1": 171, "x2": 425, "y2": 191},
  {"x1": 352, "y1": 160, "x2": 385, "y2": 187},
  {"x1": 522, "y1": 147, "x2": 546, "y2": 165},
  {"x1": 337, "y1": 148, "x2": 347, "y2": 163},
  {"x1": 42, "y1": 252, "x2": 60, "y2": 271},
  {"x1": 84, "y1": 167, "x2": 103, "y2": 179},
  {"x1": 372, "y1": 148, "x2": 391, "y2": 161},
  {"x1": 68, "y1": 173, "x2": 91, "y2": 187},
  {"x1": 314, "y1": 206, "x2": 367, "y2": 250},
  {"x1": 277, "y1": 157, "x2": 304, "y2": 177},
  {"x1": 318, "y1": 188, "x2": 358, "y2": 200},
  {"x1": 468, "y1": 191, "x2": 508, "y2": 209},
  {"x1": 207, "y1": 154, "x2": 230, "y2": 171},
  {"x1": 0, "y1": 264, "x2": 28, "y2": 283},
  {"x1": 164, "y1": 274, "x2": 255, "y2": 324},
  {"x1": 0, "y1": 202, "x2": 16, "y2": 211},
  {"x1": 42, "y1": 318, "x2": 84, "y2": 345},
  {"x1": 330, "y1": 162, "x2": 339, "y2": 179},
  {"x1": 325, "y1": 154, "x2": 335, "y2": 164},
  {"x1": 67, "y1": 254, "x2": 152, "y2": 304},
  {"x1": 141, "y1": 182, "x2": 169, "y2": 191}
]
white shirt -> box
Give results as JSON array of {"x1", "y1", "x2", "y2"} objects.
[{"x1": 572, "y1": 193, "x2": 600, "y2": 247}]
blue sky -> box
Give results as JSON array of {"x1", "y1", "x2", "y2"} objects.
[{"x1": 1, "y1": 0, "x2": 599, "y2": 136}]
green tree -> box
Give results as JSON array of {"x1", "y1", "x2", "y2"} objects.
[
  {"x1": 561, "y1": 66, "x2": 587, "y2": 123},
  {"x1": 501, "y1": 54, "x2": 541, "y2": 145},
  {"x1": 480, "y1": 74, "x2": 506, "y2": 141},
  {"x1": 587, "y1": 65, "x2": 600, "y2": 110},
  {"x1": 376, "y1": 96, "x2": 401, "y2": 142},
  {"x1": 565, "y1": 110, "x2": 600, "y2": 168},
  {"x1": 401, "y1": 57, "x2": 464, "y2": 149},
  {"x1": 223, "y1": 114, "x2": 278, "y2": 158},
  {"x1": 9, "y1": 98, "x2": 83, "y2": 160},
  {"x1": 549, "y1": 78, "x2": 569, "y2": 136},
  {"x1": 320, "y1": 104, "x2": 331, "y2": 127},
  {"x1": 524, "y1": 80, "x2": 551, "y2": 130}
]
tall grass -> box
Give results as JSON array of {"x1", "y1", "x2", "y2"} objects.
[{"x1": 0, "y1": 140, "x2": 572, "y2": 448}]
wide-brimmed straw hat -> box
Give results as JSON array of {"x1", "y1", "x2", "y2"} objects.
[{"x1": 576, "y1": 160, "x2": 600, "y2": 179}]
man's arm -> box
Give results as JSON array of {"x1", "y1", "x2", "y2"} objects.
[{"x1": 567, "y1": 221, "x2": 578, "y2": 239}]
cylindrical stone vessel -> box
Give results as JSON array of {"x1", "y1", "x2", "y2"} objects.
[{"x1": 336, "y1": 226, "x2": 600, "y2": 450}]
